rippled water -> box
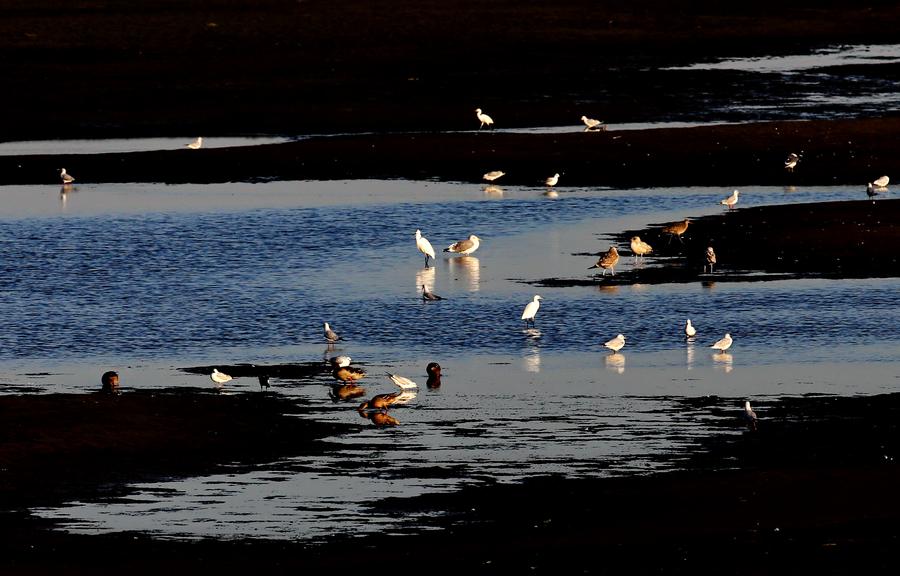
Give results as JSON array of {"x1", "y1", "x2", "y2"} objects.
[{"x1": 1, "y1": 178, "x2": 897, "y2": 539}]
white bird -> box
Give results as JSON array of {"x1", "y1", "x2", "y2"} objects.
[
  {"x1": 685, "y1": 319, "x2": 696, "y2": 338},
  {"x1": 475, "y1": 108, "x2": 494, "y2": 129},
  {"x1": 210, "y1": 368, "x2": 233, "y2": 384},
  {"x1": 580, "y1": 116, "x2": 605, "y2": 131},
  {"x1": 444, "y1": 234, "x2": 481, "y2": 256},
  {"x1": 59, "y1": 168, "x2": 75, "y2": 184},
  {"x1": 784, "y1": 153, "x2": 799, "y2": 172},
  {"x1": 388, "y1": 373, "x2": 419, "y2": 390},
  {"x1": 521, "y1": 295, "x2": 542, "y2": 326},
  {"x1": 324, "y1": 321, "x2": 343, "y2": 343},
  {"x1": 329, "y1": 355, "x2": 351, "y2": 368},
  {"x1": 603, "y1": 334, "x2": 626, "y2": 353},
  {"x1": 720, "y1": 189, "x2": 739, "y2": 210},
  {"x1": 415, "y1": 229, "x2": 436, "y2": 267},
  {"x1": 186, "y1": 137, "x2": 203, "y2": 150},
  {"x1": 873, "y1": 175, "x2": 890, "y2": 188},
  {"x1": 710, "y1": 333, "x2": 733, "y2": 352},
  {"x1": 483, "y1": 170, "x2": 505, "y2": 182},
  {"x1": 630, "y1": 236, "x2": 653, "y2": 260},
  {"x1": 743, "y1": 400, "x2": 758, "y2": 430},
  {"x1": 545, "y1": 173, "x2": 560, "y2": 187}
]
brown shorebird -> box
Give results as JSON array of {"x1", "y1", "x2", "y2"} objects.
[
  {"x1": 357, "y1": 391, "x2": 405, "y2": 412},
  {"x1": 784, "y1": 152, "x2": 799, "y2": 172},
  {"x1": 483, "y1": 170, "x2": 505, "y2": 182},
  {"x1": 663, "y1": 219, "x2": 690, "y2": 244},
  {"x1": 705, "y1": 246, "x2": 717, "y2": 273},
  {"x1": 710, "y1": 333, "x2": 733, "y2": 352},
  {"x1": 720, "y1": 189, "x2": 739, "y2": 210},
  {"x1": 331, "y1": 356, "x2": 366, "y2": 384},
  {"x1": 444, "y1": 234, "x2": 481, "y2": 256},
  {"x1": 630, "y1": 236, "x2": 653, "y2": 260},
  {"x1": 521, "y1": 295, "x2": 543, "y2": 327},
  {"x1": 589, "y1": 246, "x2": 620, "y2": 276}
]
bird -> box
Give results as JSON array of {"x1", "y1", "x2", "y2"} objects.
[
  {"x1": 332, "y1": 361, "x2": 366, "y2": 384},
  {"x1": 422, "y1": 284, "x2": 444, "y2": 301},
  {"x1": 545, "y1": 173, "x2": 560, "y2": 187},
  {"x1": 415, "y1": 229, "x2": 436, "y2": 267},
  {"x1": 710, "y1": 333, "x2": 733, "y2": 352},
  {"x1": 589, "y1": 246, "x2": 619, "y2": 276},
  {"x1": 258, "y1": 374, "x2": 270, "y2": 391},
  {"x1": 630, "y1": 236, "x2": 653, "y2": 260},
  {"x1": 873, "y1": 175, "x2": 890, "y2": 188},
  {"x1": 581, "y1": 116, "x2": 605, "y2": 131},
  {"x1": 358, "y1": 391, "x2": 405, "y2": 412},
  {"x1": 720, "y1": 189, "x2": 739, "y2": 210},
  {"x1": 329, "y1": 355, "x2": 352, "y2": 367},
  {"x1": 743, "y1": 400, "x2": 758, "y2": 431},
  {"x1": 705, "y1": 246, "x2": 717, "y2": 273},
  {"x1": 59, "y1": 168, "x2": 75, "y2": 184},
  {"x1": 521, "y1": 295, "x2": 543, "y2": 327},
  {"x1": 388, "y1": 373, "x2": 419, "y2": 390},
  {"x1": 603, "y1": 334, "x2": 626, "y2": 353},
  {"x1": 426, "y1": 362, "x2": 442, "y2": 389},
  {"x1": 483, "y1": 170, "x2": 505, "y2": 182},
  {"x1": 444, "y1": 234, "x2": 481, "y2": 256},
  {"x1": 867, "y1": 182, "x2": 879, "y2": 198},
  {"x1": 784, "y1": 153, "x2": 799, "y2": 172},
  {"x1": 475, "y1": 108, "x2": 494, "y2": 129},
  {"x1": 210, "y1": 368, "x2": 232, "y2": 384},
  {"x1": 685, "y1": 319, "x2": 696, "y2": 338},
  {"x1": 186, "y1": 137, "x2": 203, "y2": 150},
  {"x1": 323, "y1": 322, "x2": 343, "y2": 344},
  {"x1": 662, "y1": 219, "x2": 690, "y2": 244}
]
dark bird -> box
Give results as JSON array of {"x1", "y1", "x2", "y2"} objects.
[
  {"x1": 743, "y1": 401, "x2": 759, "y2": 431},
  {"x1": 663, "y1": 219, "x2": 690, "y2": 244},
  {"x1": 426, "y1": 362, "x2": 442, "y2": 389},
  {"x1": 422, "y1": 284, "x2": 444, "y2": 301}
]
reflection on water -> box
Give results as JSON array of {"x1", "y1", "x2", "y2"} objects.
[
  {"x1": 685, "y1": 342, "x2": 696, "y2": 369},
  {"x1": 415, "y1": 266, "x2": 435, "y2": 294},
  {"x1": 713, "y1": 352, "x2": 734, "y2": 373},
  {"x1": 668, "y1": 43, "x2": 900, "y2": 73},
  {"x1": 447, "y1": 256, "x2": 480, "y2": 292},
  {"x1": 605, "y1": 352, "x2": 626, "y2": 374},
  {"x1": 483, "y1": 185, "x2": 504, "y2": 197}
]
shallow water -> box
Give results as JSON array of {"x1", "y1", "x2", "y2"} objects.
[{"x1": 1, "y1": 178, "x2": 897, "y2": 539}]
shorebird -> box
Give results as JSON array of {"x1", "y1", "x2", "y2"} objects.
[
  {"x1": 580, "y1": 115, "x2": 605, "y2": 131},
  {"x1": 743, "y1": 400, "x2": 758, "y2": 431},
  {"x1": 426, "y1": 362, "x2": 442, "y2": 388},
  {"x1": 483, "y1": 170, "x2": 505, "y2": 182},
  {"x1": 630, "y1": 236, "x2": 653, "y2": 260},
  {"x1": 705, "y1": 246, "x2": 717, "y2": 273},
  {"x1": 444, "y1": 234, "x2": 481, "y2": 256},
  {"x1": 710, "y1": 333, "x2": 733, "y2": 352},
  {"x1": 422, "y1": 284, "x2": 444, "y2": 301},
  {"x1": 323, "y1": 322, "x2": 343, "y2": 344},
  {"x1": 59, "y1": 168, "x2": 75, "y2": 184},
  {"x1": 545, "y1": 173, "x2": 560, "y2": 187},
  {"x1": 589, "y1": 246, "x2": 620, "y2": 276},
  {"x1": 210, "y1": 368, "x2": 232, "y2": 384},
  {"x1": 388, "y1": 373, "x2": 419, "y2": 390},
  {"x1": 720, "y1": 189, "x2": 740, "y2": 210},
  {"x1": 603, "y1": 334, "x2": 626, "y2": 353},
  {"x1": 784, "y1": 152, "x2": 799, "y2": 172},
  {"x1": 186, "y1": 137, "x2": 203, "y2": 150},
  {"x1": 332, "y1": 361, "x2": 366, "y2": 385},
  {"x1": 873, "y1": 175, "x2": 890, "y2": 188},
  {"x1": 415, "y1": 229, "x2": 436, "y2": 267},
  {"x1": 329, "y1": 355, "x2": 352, "y2": 368},
  {"x1": 662, "y1": 219, "x2": 690, "y2": 244},
  {"x1": 358, "y1": 391, "x2": 405, "y2": 412},
  {"x1": 521, "y1": 295, "x2": 543, "y2": 327},
  {"x1": 685, "y1": 319, "x2": 696, "y2": 338},
  {"x1": 475, "y1": 108, "x2": 494, "y2": 129}
]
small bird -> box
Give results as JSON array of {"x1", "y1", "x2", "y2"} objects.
[
  {"x1": 589, "y1": 246, "x2": 619, "y2": 276},
  {"x1": 662, "y1": 219, "x2": 690, "y2": 244},
  {"x1": 258, "y1": 374, "x2": 270, "y2": 391},
  {"x1": 705, "y1": 246, "x2": 717, "y2": 273},
  {"x1": 415, "y1": 229, "x2": 436, "y2": 267},
  {"x1": 521, "y1": 295, "x2": 543, "y2": 327},
  {"x1": 475, "y1": 108, "x2": 494, "y2": 129},
  {"x1": 210, "y1": 368, "x2": 232, "y2": 384},
  {"x1": 630, "y1": 236, "x2": 653, "y2": 260},
  {"x1": 186, "y1": 137, "x2": 203, "y2": 150},
  {"x1": 426, "y1": 362, "x2": 442, "y2": 389},
  {"x1": 388, "y1": 373, "x2": 419, "y2": 390},
  {"x1": 710, "y1": 333, "x2": 733, "y2": 352},
  {"x1": 720, "y1": 189, "x2": 740, "y2": 210},
  {"x1": 685, "y1": 319, "x2": 696, "y2": 338},
  {"x1": 59, "y1": 168, "x2": 75, "y2": 184},
  {"x1": 422, "y1": 284, "x2": 444, "y2": 301},
  {"x1": 603, "y1": 334, "x2": 626, "y2": 353},
  {"x1": 444, "y1": 234, "x2": 481, "y2": 256},
  {"x1": 545, "y1": 173, "x2": 560, "y2": 187},
  {"x1": 323, "y1": 322, "x2": 343, "y2": 343},
  {"x1": 580, "y1": 116, "x2": 605, "y2": 131},
  {"x1": 873, "y1": 175, "x2": 890, "y2": 188},
  {"x1": 483, "y1": 170, "x2": 505, "y2": 182},
  {"x1": 784, "y1": 153, "x2": 799, "y2": 172},
  {"x1": 743, "y1": 400, "x2": 758, "y2": 431}
]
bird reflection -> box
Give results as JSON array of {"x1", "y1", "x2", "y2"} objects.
[
  {"x1": 448, "y1": 255, "x2": 480, "y2": 292},
  {"x1": 596, "y1": 284, "x2": 619, "y2": 295},
  {"x1": 702, "y1": 280, "x2": 717, "y2": 290},
  {"x1": 415, "y1": 265, "x2": 436, "y2": 294},
  {"x1": 605, "y1": 352, "x2": 625, "y2": 374},
  {"x1": 523, "y1": 349, "x2": 541, "y2": 373},
  {"x1": 713, "y1": 352, "x2": 733, "y2": 373},
  {"x1": 359, "y1": 410, "x2": 400, "y2": 427},
  {"x1": 483, "y1": 185, "x2": 504, "y2": 197},
  {"x1": 686, "y1": 342, "x2": 695, "y2": 370},
  {"x1": 330, "y1": 383, "x2": 367, "y2": 402},
  {"x1": 543, "y1": 190, "x2": 559, "y2": 198},
  {"x1": 783, "y1": 185, "x2": 797, "y2": 193}
]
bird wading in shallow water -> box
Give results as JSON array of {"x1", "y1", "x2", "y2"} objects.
[
  {"x1": 630, "y1": 236, "x2": 653, "y2": 260},
  {"x1": 603, "y1": 334, "x2": 626, "y2": 353},
  {"x1": 711, "y1": 333, "x2": 733, "y2": 352},
  {"x1": 521, "y1": 295, "x2": 542, "y2": 327},
  {"x1": 426, "y1": 362, "x2": 442, "y2": 389},
  {"x1": 720, "y1": 189, "x2": 739, "y2": 210},
  {"x1": 415, "y1": 229, "x2": 436, "y2": 267},
  {"x1": 743, "y1": 400, "x2": 758, "y2": 431},
  {"x1": 59, "y1": 168, "x2": 75, "y2": 184},
  {"x1": 589, "y1": 246, "x2": 619, "y2": 276},
  {"x1": 663, "y1": 219, "x2": 690, "y2": 244},
  {"x1": 210, "y1": 368, "x2": 232, "y2": 384},
  {"x1": 545, "y1": 173, "x2": 560, "y2": 187},
  {"x1": 422, "y1": 284, "x2": 444, "y2": 301},
  {"x1": 475, "y1": 108, "x2": 494, "y2": 129},
  {"x1": 186, "y1": 137, "x2": 203, "y2": 150},
  {"x1": 580, "y1": 115, "x2": 605, "y2": 131},
  {"x1": 323, "y1": 322, "x2": 343, "y2": 344},
  {"x1": 444, "y1": 234, "x2": 481, "y2": 256}
]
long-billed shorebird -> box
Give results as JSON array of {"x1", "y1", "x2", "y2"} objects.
[
  {"x1": 784, "y1": 152, "x2": 799, "y2": 172},
  {"x1": 444, "y1": 234, "x2": 481, "y2": 256},
  {"x1": 186, "y1": 137, "x2": 203, "y2": 150},
  {"x1": 521, "y1": 295, "x2": 542, "y2": 327},
  {"x1": 59, "y1": 168, "x2": 75, "y2": 184},
  {"x1": 210, "y1": 368, "x2": 232, "y2": 384},
  {"x1": 580, "y1": 115, "x2": 605, "y2": 131},
  {"x1": 545, "y1": 173, "x2": 560, "y2": 187},
  {"x1": 710, "y1": 333, "x2": 733, "y2": 352},
  {"x1": 483, "y1": 170, "x2": 505, "y2": 182},
  {"x1": 705, "y1": 246, "x2": 717, "y2": 273},
  {"x1": 685, "y1": 319, "x2": 696, "y2": 338},
  {"x1": 323, "y1": 322, "x2": 343, "y2": 344},
  {"x1": 415, "y1": 229, "x2": 436, "y2": 267},
  {"x1": 422, "y1": 284, "x2": 444, "y2": 301},
  {"x1": 720, "y1": 189, "x2": 740, "y2": 210},
  {"x1": 603, "y1": 333, "x2": 626, "y2": 353},
  {"x1": 663, "y1": 219, "x2": 690, "y2": 244},
  {"x1": 589, "y1": 246, "x2": 619, "y2": 276},
  {"x1": 475, "y1": 108, "x2": 494, "y2": 129},
  {"x1": 630, "y1": 236, "x2": 653, "y2": 260}
]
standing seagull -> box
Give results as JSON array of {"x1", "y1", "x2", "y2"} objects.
[
  {"x1": 59, "y1": 168, "x2": 75, "y2": 184},
  {"x1": 415, "y1": 229, "x2": 436, "y2": 267},
  {"x1": 630, "y1": 236, "x2": 653, "y2": 260},
  {"x1": 784, "y1": 153, "x2": 800, "y2": 172},
  {"x1": 323, "y1": 322, "x2": 343, "y2": 344},
  {"x1": 603, "y1": 334, "x2": 626, "y2": 353},
  {"x1": 186, "y1": 137, "x2": 203, "y2": 150},
  {"x1": 710, "y1": 333, "x2": 733, "y2": 352},
  {"x1": 685, "y1": 319, "x2": 696, "y2": 338},
  {"x1": 743, "y1": 401, "x2": 758, "y2": 431},
  {"x1": 521, "y1": 295, "x2": 543, "y2": 327},
  {"x1": 422, "y1": 284, "x2": 444, "y2": 301},
  {"x1": 705, "y1": 246, "x2": 717, "y2": 273},
  {"x1": 444, "y1": 234, "x2": 481, "y2": 256},
  {"x1": 720, "y1": 189, "x2": 740, "y2": 210},
  {"x1": 483, "y1": 170, "x2": 505, "y2": 182},
  {"x1": 663, "y1": 219, "x2": 690, "y2": 244},
  {"x1": 580, "y1": 116, "x2": 605, "y2": 131},
  {"x1": 589, "y1": 246, "x2": 620, "y2": 276},
  {"x1": 475, "y1": 108, "x2": 494, "y2": 129},
  {"x1": 210, "y1": 368, "x2": 233, "y2": 384},
  {"x1": 545, "y1": 173, "x2": 560, "y2": 187}
]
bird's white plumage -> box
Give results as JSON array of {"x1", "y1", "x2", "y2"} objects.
[
  {"x1": 324, "y1": 321, "x2": 342, "y2": 343},
  {"x1": 483, "y1": 170, "x2": 505, "y2": 181},
  {"x1": 475, "y1": 108, "x2": 494, "y2": 129},
  {"x1": 873, "y1": 175, "x2": 890, "y2": 188},
  {"x1": 545, "y1": 173, "x2": 560, "y2": 187},
  {"x1": 186, "y1": 137, "x2": 203, "y2": 150},
  {"x1": 711, "y1": 333, "x2": 733, "y2": 351},
  {"x1": 444, "y1": 234, "x2": 481, "y2": 256},
  {"x1": 685, "y1": 319, "x2": 696, "y2": 337},
  {"x1": 784, "y1": 153, "x2": 799, "y2": 172},
  {"x1": 388, "y1": 373, "x2": 419, "y2": 390},
  {"x1": 330, "y1": 355, "x2": 351, "y2": 368},
  {"x1": 415, "y1": 229, "x2": 436, "y2": 259},
  {"x1": 521, "y1": 295, "x2": 542, "y2": 322},
  {"x1": 60, "y1": 168, "x2": 75, "y2": 184},
  {"x1": 581, "y1": 115, "x2": 604, "y2": 130},
  {"x1": 720, "y1": 189, "x2": 739, "y2": 209},
  {"x1": 630, "y1": 236, "x2": 652, "y2": 258},
  {"x1": 210, "y1": 368, "x2": 232, "y2": 384},
  {"x1": 603, "y1": 334, "x2": 626, "y2": 352}
]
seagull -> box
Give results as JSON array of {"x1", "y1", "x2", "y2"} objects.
[
  {"x1": 784, "y1": 153, "x2": 799, "y2": 172},
  {"x1": 580, "y1": 116, "x2": 605, "y2": 131},
  {"x1": 873, "y1": 175, "x2": 890, "y2": 188},
  {"x1": 521, "y1": 295, "x2": 543, "y2": 327},
  {"x1": 630, "y1": 236, "x2": 653, "y2": 260},
  {"x1": 186, "y1": 137, "x2": 203, "y2": 150},
  {"x1": 59, "y1": 168, "x2": 75, "y2": 184},
  {"x1": 388, "y1": 373, "x2": 419, "y2": 390},
  {"x1": 483, "y1": 170, "x2": 505, "y2": 182},
  {"x1": 685, "y1": 319, "x2": 696, "y2": 338},
  {"x1": 422, "y1": 284, "x2": 444, "y2": 301},
  {"x1": 743, "y1": 400, "x2": 758, "y2": 431},
  {"x1": 720, "y1": 189, "x2": 740, "y2": 210},
  {"x1": 705, "y1": 246, "x2": 717, "y2": 273},
  {"x1": 545, "y1": 173, "x2": 560, "y2": 187},
  {"x1": 415, "y1": 229, "x2": 436, "y2": 267},
  {"x1": 589, "y1": 246, "x2": 620, "y2": 276},
  {"x1": 444, "y1": 234, "x2": 481, "y2": 256},
  {"x1": 710, "y1": 333, "x2": 733, "y2": 352},
  {"x1": 475, "y1": 108, "x2": 494, "y2": 129},
  {"x1": 426, "y1": 362, "x2": 442, "y2": 388},
  {"x1": 210, "y1": 368, "x2": 232, "y2": 384},
  {"x1": 323, "y1": 322, "x2": 343, "y2": 343},
  {"x1": 603, "y1": 334, "x2": 626, "y2": 353},
  {"x1": 663, "y1": 219, "x2": 690, "y2": 244}
]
